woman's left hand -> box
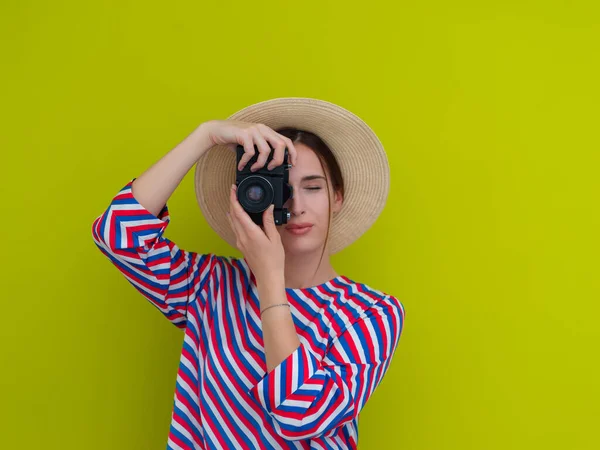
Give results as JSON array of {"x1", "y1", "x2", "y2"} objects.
[{"x1": 227, "y1": 184, "x2": 285, "y2": 284}]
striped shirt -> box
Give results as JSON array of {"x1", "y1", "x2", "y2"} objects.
[{"x1": 91, "y1": 178, "x2": 406, "y2": 450}]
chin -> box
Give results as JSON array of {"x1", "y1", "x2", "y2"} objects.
[{"x1": 281, "y1": 236, "x2": 323, "y2": 255}]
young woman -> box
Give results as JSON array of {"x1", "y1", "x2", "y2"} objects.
[{"x1": 92, "y1": 97, "x2": 405, "y2": 450}]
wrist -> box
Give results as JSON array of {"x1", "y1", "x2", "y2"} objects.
[
  {"x1": 192, "y1": 121, "x2": 216, "y2": 157},
  {"x1": 256, "y1": 273, "x2": 286, "y2": 296}
]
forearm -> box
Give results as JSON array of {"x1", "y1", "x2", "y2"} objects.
[
  {"x1": 131, "y1": 121, "x2": 216, "y2": 217},
  {"x1": 257, "y1": 276, "x2": 301, "y2": 373}
]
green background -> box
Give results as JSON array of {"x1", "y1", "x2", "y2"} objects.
[{"x1": 1, "y1": 1, "x2": 598, "y2": 449}]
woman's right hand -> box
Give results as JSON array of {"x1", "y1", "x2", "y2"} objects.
[{"x1": 201, "y1": 120, "x2": 298, "y2": 172}]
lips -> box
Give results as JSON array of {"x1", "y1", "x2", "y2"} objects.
[
  {"x1": 285, "y1": 223, "x2": 314, "y2": 236},
  {"x1": 285, "y1": 223, "x2": 313, "y2": 230}
]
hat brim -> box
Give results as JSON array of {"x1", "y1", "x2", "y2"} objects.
[{"x1": 194, "y1": 97, "x2": 390, "y2": 254}]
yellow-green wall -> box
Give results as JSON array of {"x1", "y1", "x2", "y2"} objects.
[{"x1": 1, "y1": 1, "x2": 598, "y2": 449}]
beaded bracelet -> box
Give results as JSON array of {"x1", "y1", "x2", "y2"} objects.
[{"x1": 260, "y1": 303, "x2": 291, "y2": 316}]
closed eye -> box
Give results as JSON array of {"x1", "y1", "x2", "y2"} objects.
[{"x1": 305, "y1": 187, "x2": 321, "y2": 190}]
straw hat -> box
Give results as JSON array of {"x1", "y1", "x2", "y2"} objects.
[{"x1": 194, "y1": 97, "x2": 390, "y2": 255}]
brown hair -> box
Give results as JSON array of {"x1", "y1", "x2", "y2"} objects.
[{"x1": 274, "y1": 127, "x2": 345, "y2": 285}]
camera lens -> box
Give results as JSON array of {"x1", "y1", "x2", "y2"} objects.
[
  {"x1": 237, "y1": 175, "x2": 274, "y2": 213},
  {"x1": 246, "y1": 184, "x2": 264, "y2": 203}
]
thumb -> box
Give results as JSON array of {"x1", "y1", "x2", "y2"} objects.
[{"x1": 262, "y1": 204, "x2": 277, "y2": 239}]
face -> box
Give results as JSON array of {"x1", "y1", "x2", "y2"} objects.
[{"x1": 277, "y1": 143, "x2": 343, "y2": 255}]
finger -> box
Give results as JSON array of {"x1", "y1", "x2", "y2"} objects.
[
  {"x1": 263, "y1": 132, "x2": 286, "y2": 171},
  {"x1": 262, "y1": 204, "x2": 279, "y2": 240},
  {"x1": 229, "y1": 186, "x2": 249, "y2": 245},
  {"x1": 249, "y1": 129, "x2": 272, "y2": 172},
  {"x1": 228, "y1": 187, "x2": 241, "y2": 236},
  {"x1": 237, "y1": 135, "x2": 256, "y2": 172},
  {"x1": 227, "y1": 212, "x2": 246, "y2": 252},
  {"x1": 257, "y1": 125, "x2": 285, "y2": 171},
  {"x1": 283, "y1": 136, "x2": 298, "y2": 167},
  {"x1": 230, "y1": 184, "x2": 260, "y2": 237}
]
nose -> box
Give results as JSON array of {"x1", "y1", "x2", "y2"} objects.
[{"x1": 284, "y1": 190, "x2": 305, "y2": 217}]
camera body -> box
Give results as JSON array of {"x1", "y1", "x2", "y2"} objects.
[{"x1": 235, "y1": 144, "x2": 293, "y2": 226}]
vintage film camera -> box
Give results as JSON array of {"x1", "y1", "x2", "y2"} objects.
[{"x1": 235, "y1": 144, "x2": 293, "y2": 226}]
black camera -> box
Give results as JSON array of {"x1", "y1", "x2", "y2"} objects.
[{"x1": 235, "y1": 144, "x2": 293, "y2": 226}]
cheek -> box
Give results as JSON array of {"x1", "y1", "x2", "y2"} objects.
[{"x1": 314, "y1": 195, "x2": 332, "y2": 225}]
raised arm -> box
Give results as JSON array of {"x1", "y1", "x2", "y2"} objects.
[{"x1": 91, "y1": 122, "x2": 218, "y2": 329}]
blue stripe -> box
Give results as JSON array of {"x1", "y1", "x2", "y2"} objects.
[
  {"x1": 200, "y1": 359, "x2": 244, "y2": 449},
  {"x1": 172, "y1": 379, "x2": 201, "y2": 434},
  {"x1": 167, "y1": 415, "x2": 197, "y2": 449}
]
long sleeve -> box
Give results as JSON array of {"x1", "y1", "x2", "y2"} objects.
[
  {"x1": 247, "y1": 294, "x2": 405, "y2": 441},
  {"x1": 91, "y1": 178, "x2": 216, "y2": 330}
]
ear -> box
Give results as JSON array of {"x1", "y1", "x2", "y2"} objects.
[{"x1": 332, "y1": 189, "x2": 343, "y2": 215}]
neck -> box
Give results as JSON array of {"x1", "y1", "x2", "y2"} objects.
[{"x1": 284, "y1": 248, "x2": 339, "y2": 289}]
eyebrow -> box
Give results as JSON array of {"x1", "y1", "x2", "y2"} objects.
[{"x1": 301, "y1": 175, "x2": 326, "y2": 182}]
